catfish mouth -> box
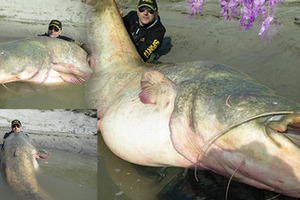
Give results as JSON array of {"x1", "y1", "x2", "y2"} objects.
[{"x1": 267, "y1": 114, "x2": 300, "y2": 147}]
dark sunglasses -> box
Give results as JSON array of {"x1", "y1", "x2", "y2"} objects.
[
  {"x1": 138, "y1": 6, "x2": 155, "y2": 14},
  {"x1": 49, "y1": 26, "x2": 60, "y2": 32},
  {"x1": 12, "y1": 124, "x2": 20, "y2": 128}
]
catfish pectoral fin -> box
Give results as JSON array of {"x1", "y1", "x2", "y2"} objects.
[
  {"x1": 139, "y1": 70, "x2": 177, "y2": 109},
  {"x1": 59, "y1": 73, "x2": 85, "y2": 84},
  {"x1": 37, "y1": 149, "x2": 50, "y2": 159},
  {"x1": 52, "y1": 63, "x2": 92, "y2": 78}
]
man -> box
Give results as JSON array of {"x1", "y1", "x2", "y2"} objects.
[
  {"x1": 122, "y1": 0, "x2": 166, "y2": 62},
  {"x1": 2, "y1": 120, "x2": 28, "y2": 149},
  {"x1": 39, "y1": 20, "x2": 95, "y2": 68},
  {"x1": 1, "y1": 120, "x2": 44, "y2": 159}
]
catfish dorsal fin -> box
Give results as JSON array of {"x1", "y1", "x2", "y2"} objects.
[{"x1": 139, "y1": 71, "x2": 177, "y2": 109}]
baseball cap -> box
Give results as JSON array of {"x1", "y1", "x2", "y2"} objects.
[
  {"x1": 49, "y1": 20, "x2": 62, "y2": 30},
  {"x1": 138, "y1": 0, "x2": 158, "y2": 11},
  {"x1": 11, "y1": 120, "x2": 21, "y2": 127}
]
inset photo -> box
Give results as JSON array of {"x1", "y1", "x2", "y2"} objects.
[
  {"x1": 0, "y1": 109, "x2": 97, "y2": 200},
  {"x1": 0, "y1": 0, "x2": 94, "y2": 108}
]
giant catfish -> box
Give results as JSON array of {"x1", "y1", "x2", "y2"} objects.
[
  {"x1": 0, "y1": 37, "x2": 93, "y2": 86},
  {"x1": 87, "y1": 0, "x2": 300, "y2": 198},
  {"x1": 1, "y1": 132, "x2": 52, "y2": 200}
]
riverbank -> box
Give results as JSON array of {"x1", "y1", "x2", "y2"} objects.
[{"x1": 0, "y1": 110, "x2": 97, "y2": 156}]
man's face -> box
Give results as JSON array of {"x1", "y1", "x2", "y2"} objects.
[
  {"x1": 12, "y1": 125, "x2": 22, "y2": 133},
  {"x1": 48, "y1": 26, "x2": 62, "y2": 38},
  {"x1": 137, "y1": 6, "x2": 158, "y2": 27}
]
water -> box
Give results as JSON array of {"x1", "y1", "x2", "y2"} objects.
[
  {"x1": 0, "y1": 149, "x2": 97, "y2": 200},
  {"x1": 0, "y1": 82, "x2": 87, "y2": 108}
]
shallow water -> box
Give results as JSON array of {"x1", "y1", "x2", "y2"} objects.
[
  {"x1": 0, "y1": 82, "x2": 87, "y2": 108},
  {"x1": 0, "y1": 149, "x2": 97, "y2": 200}
]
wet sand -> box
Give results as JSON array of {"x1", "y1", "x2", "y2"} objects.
[{"x1": 0, "y1": 0, "x2": 91, "y2": 42}]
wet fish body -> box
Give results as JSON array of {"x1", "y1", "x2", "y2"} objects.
[
  {"x1": 88, "y1": 0, "x2": 300, "y2": 198},
  {"x1": 0, "y1": 37, "x2": 92, "y2": 85},
  {"x1": 1, "y1": 132, "x2": 52, "y2": 200}
]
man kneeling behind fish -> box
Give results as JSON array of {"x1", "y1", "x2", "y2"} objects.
[{"x1": 39, "y1": 19, "x2": 95, "y2": 68}]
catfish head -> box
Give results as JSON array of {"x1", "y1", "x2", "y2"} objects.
[
  {"x1": 139, "y1": 70, "x2": 300, "y2": 198},
  {"x1": 171, "y1": 111, "x2": 300, "y2": 197}
]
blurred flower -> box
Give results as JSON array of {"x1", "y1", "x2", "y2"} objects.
[
  {"x1": 187, "y1": 0, "x2": 283, "y2": 38},
  {"x1": 259, "y1": 16, "x2": 273, "y2": 35},
  {"x1": 187, "y1": 0, "x2": 206, "y2": 15}
]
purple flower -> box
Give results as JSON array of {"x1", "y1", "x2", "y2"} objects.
[
  {"x1": 186, "y1": 0, "x2": 282, "y2": 38},
  {"x1": 187, "y1": 0, "x2": 206, "y2": 16},
  {"x1": 220, "y1": 0, "x2": 239, "y2": 21},
  {"x1": 259, "y1": 16, "x2": 273, "y2": 35}
]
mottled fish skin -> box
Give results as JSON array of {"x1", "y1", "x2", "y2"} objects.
[
  {"x1": 1, "y1": 132, "x2": 52, "y2": 200},
  {"x1": 0, "y1": 37, "x2": 93, "y2": 85},
  {"x1": 87, "y1": 0, "x2": 300, "y2": 198}
]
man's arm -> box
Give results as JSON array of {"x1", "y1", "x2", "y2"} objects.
[
  {"x1": 3, "y1": 131, "x2": 13, "y2": 141},
  {"x1": 2, "y1": 131, "x2": 13, "y2": 149}
]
